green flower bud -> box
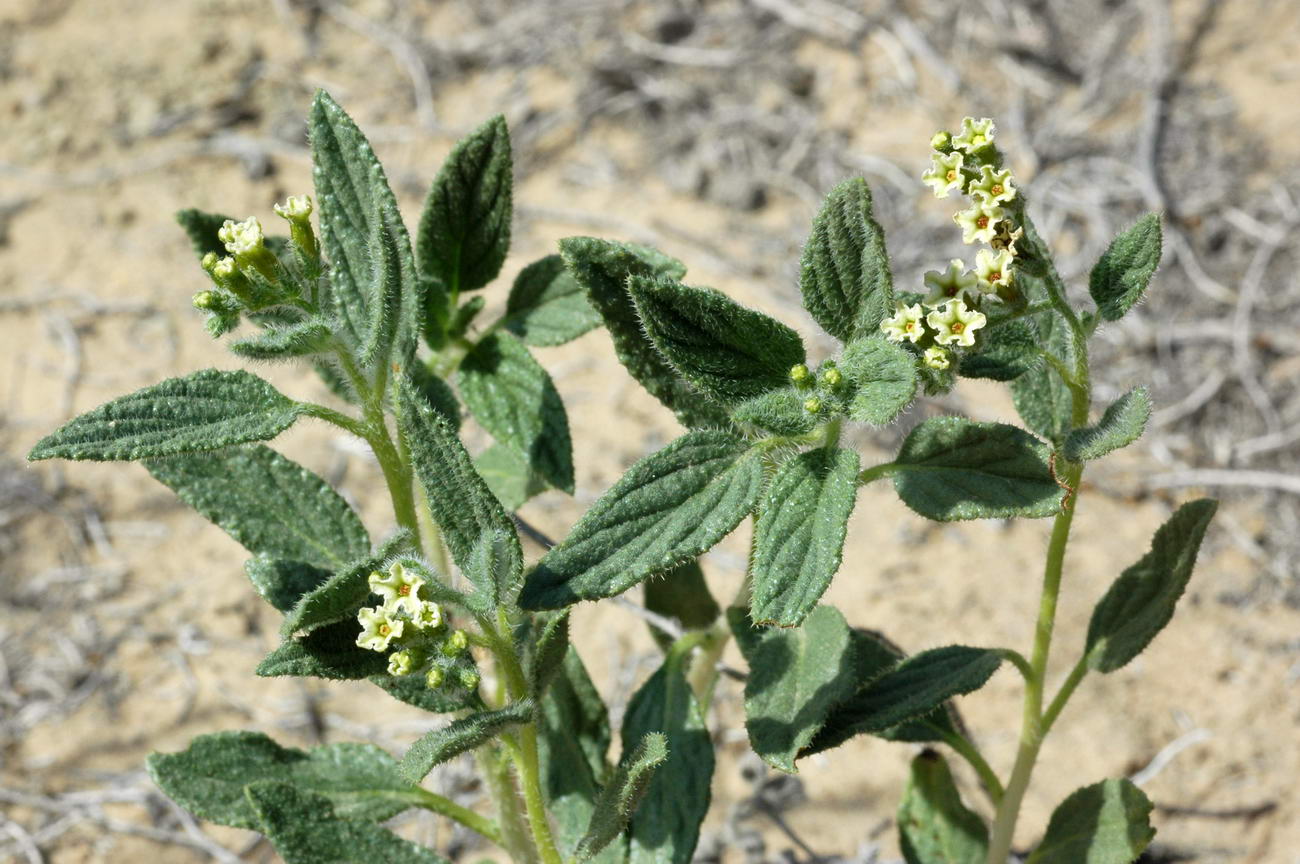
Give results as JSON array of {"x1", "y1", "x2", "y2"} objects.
[
  {"x1": 803, "y1": 397, "x2": 821, "y2": 414},
  {"x1": 441, "y1": 629, "x2": 469, "y2": 657},
  {"x1": 458, "y1": 668, "x2": 481, "y2": 690},
  {"x1": 820, "y1": 367, "x2": 842, "y2": 389},
  {"x1": 425, "y1": 666, "x2": 446, "y2": 689},
  {"x1": 930, "y1": 131, "x2": 951, "y2": 150},
  {"x1": 789, "y1": 364, "x2": 812, "y2": 389},
  {"x1": 387, "y1": 649, "x2": 417, "y2": 676},
  {"x1": 192, "y1": 290, "x2": 218, "y2": 311}
]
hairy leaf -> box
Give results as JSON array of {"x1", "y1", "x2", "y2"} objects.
[
  {"x1": 520, "y1": 431, "x2": 763, "y2": 610},
  {"x1": 730, "y1": 389, "x2": 817, "y2": 436},
  {"x1": 576, "y1": 733, "x2": 668, "y2": 863},
  {"x1": 897, "y1": 751, "x2": 988, "y2": 864},
  {"x1": 408, "y1": 362, "x2": 462, "y2": 431},
  {"x1": 176, "y1": 208, "x2": 234, "y2": 260},
  {"x1": 839, "y1": 337, "x2": 917, "y2": 425},
  {"x1": 505, "y1": 254, "x2": 602, "y2": 346},
  {"x1": 1085, "y1": 499, "x2": 1217, "y2": 673},
  {"x1": 281, "y1": 532, "x2": 413, "y2": 637},
  {"x1": 245, "y1": 557, "x2": 332, "y2": 613},
  {"x1": 359, "y1": 182, "x2": 404, "y2": 367},
  {"x1": 229, "y1": 317, "x2": 336, "y2": 361},
  {"x1": 644, "y1": 560, "x2": 720, "y2": 651},
  {"x1": 959, "y1": 318, "x2": 1038, "y2": 382},
  {"x1": 475, "y1": 443, "x2": 548, "y2": 511},
  {"x1": 1089, "y1": 214, "x2": 1162, "y2": 322},
  {"x1": 256, "y1": 619, "x2": 387, "y2": 680},
  {"x1": 1026, "y1": 779, "x2": 1155, "y2": 864},
  {"x1": 399, "y1": 700, "x2": 534, "y2": 783},
  {"x1": 528, "y1": 611, "x2": 572, "y2": 697},
  {"x1": 1009, "y1": 277, "x2": 1074, "y2": 445},
  {"x1": 1064, "y1": 388, "x2": 1151, "y2": 463},
  {"x1": 371, "y1": 670, "x2": 481, "y2": 714}
]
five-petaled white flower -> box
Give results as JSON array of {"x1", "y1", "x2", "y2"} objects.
[
  {"x1": 975, "y1": 248, "x2": 1015, "y2": 292},
  {"x1": 927, "y1": 299, "x2": 987, "y2": 347},
  {"x1": 880, "y1": 302, "x2": 927, "y2": 344},
  {"x1": 969, "y1": 165, "x2": 1016, "y2": 205},
  {"x1": 387, "y1": 649, "x2": 417, "y2": 676},
  {"x1": 369, "y1": 562, "x2": 426, "y2": 616},
  {"x1": 923, "y1": 259, "x2": 980, "y2": 307},
  {"x1": 954, "y1": 202, "x2": 1005, "y2": 245},
  {"x1": 953, "y1": 117, "x2": 996, "y2": 154},
  {"x1": 923, "y1": 346, "x2": 951, "y2": 370},
  {"x1": 356, "y1": 606, "x2": 404, "y2": 652},
  {"x1": 922, "y1": 151, "x2": 966, "y2": 198},
  {"x1": 409, "y1": 600, "x2": 444, "y2": 630}
]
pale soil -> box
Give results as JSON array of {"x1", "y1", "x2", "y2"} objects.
[{"x1": 1, "y1": 1, "x2": 1298, "y2": 862}]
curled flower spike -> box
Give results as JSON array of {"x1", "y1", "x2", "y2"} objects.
[
  {"x1": 954, "y1": 202, "x2": 1005, "y2": 245},
  {"x1": 387, "y1": 649, "x2": 417, "y2": 676},
  {"x1": 953, "y1": 117, "x2": 995, "y2": 154},
  {"x1": 356, "y1": 606, "x2": 404, "y2": 652},
  {"x1": 923, "y1": 259, "x2": 980, "y2": 307},
  {"x1": 880, "y1": 302, "x2": 927, "y2": 344},
  {"x1": 927, "y1": 299, "x2": 988, "y2": 347},
  {"x1": 409, "y1": 600, "x2": 444, "y2": 630},
  {"x1": 369, "y1": 562, "x2": 426, "y2": 616},
  {"x1": 970, "y1": 165, "x2": 1016, "y2": 205},
  {"x1": 923, "y1": 346, "x2": 951, "y2": 370},
  {"x1": 922, "y1": 151, "x2": 966, "y2": 198},
  {"x1": 975, "y1": 248, "x2": 1015, "y2": 292}
]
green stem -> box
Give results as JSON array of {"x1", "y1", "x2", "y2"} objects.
[
  {"x1": 480, "y1": 742, "x2": 537, "y2": 864},
  {"x1": 938, "y1": 726, "x2": 1004, "y2": 807},
  {"x1": 369, "y1": 422, "x2": 420, "y2": 540},
  {"x1": 997, "y1": 648, "x2": 1034, "y2": 682},
  {"x1": 298, "y1": 402, "x2": 368, "y2": 438},
  {"x1": 409, "y1": 788, "x2": 505, "y2": 847},
  {"x1": 857, "y1": 461, "x2": 897, "y2": 486},
  {"x1": 1041, "y1": 656, "x2": 1088, "y2": 734}
]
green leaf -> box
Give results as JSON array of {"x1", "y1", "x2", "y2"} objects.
[
  {"x1": 408, "y1": 363, "x2": 462, "y2": 431},
  {"x1": 627, "y1": 274, "x2": 806, "y2": 403},
  {"x1": 145, "y1": 444, "x2": 369, "y2": 569},
  {"x1": 892, "y1": 418, "x2": 1064, "y2": 521},
  {"x1": 281, "y1": 532, "x2": 413, "y2": 637},
  {"x1": 798, "y1": 177, "x2": 895, "y2": 342},
  {"x1": 559, "y1": 236, "x2": 728, "y2": 429},
  {"x1": 728, "y1": 605, "x2": 863, "y2": 773},
  {"x1": 839, "y1": 337, "x2": 917, "y2": 425},
  {"x1": 751, "y1": 447, "x2": 860, "y2": 626},
  {"x1": 246, "y1": 782, "x2": 449, "y2": 864},
  {"x1": 528, "y1": 611, "x2": 572, "y2": 697},
  {"x1": 1026, "y1": 779, "x2": 1155, "y2": 864},
  {"x1": 1009, "y1": 296, "x2": 1074, "y2": 445},
  {"x1": 475, "y1": 443, "x2": 548, "y2": 511},
  {"x1": 229, "y1": 317, "x2": 336, "y2": 361},
  {"x1": 1085, "y1": 499, "x2": 1217, "y2": 673},
  {"x1": 644, "y1": 560, "x2": 720, "y2": 651},
  {"x1": 504, "y1": 254, "x2": 602, "y2": 347},
  {"x1": 359, "y1": 179, "x2": 404, "y2": 367},
  {"x1": 397, "y1": 374, "x2": 523, "y2": 607},
  {"x1": 897, "y1": 751, "x2": 988, "y2": 864},
  {"x1": 575, "y1": 733, "x2": 668, "y2": 863},
  {"x1": 463, "y1": 529, "x2": 525, "y2": 615},
  {"x1": 730, "y1": 389, "x2": 817, "y2": 436},
  {"x1": 458, "y1": 331, "x2": 575, "y2": 494},
  {"x1": 245, "y1": 557, "x2": 332, "y2": 612},
  {"x1": 371, "y1": 670, "x2": 481, "y2": 714},
  {"x1": 959, "y1": 318, "x2": 1038, "y2": 382},
  {"x1": 447, "y1": 295, "x2": 487, "y2": 340},
  {"x1": 1064, "y1": 388, "x2": 1152, "y2": 463},
  {"x1": 147, "y1": 731, "x2": 415, "y2": 829},
  {"x1": 623, "y1": 653, "x2": 713, "y2": 864},
  {"x1": 519, "y1": 431, "x2": 763, "y2": 610},
  {"x1": 28, "y1": 369, "x2": 303, "y2": 462},
  {"x1": 257, "y1": 619, "x2": 387, "y2": 680},
  {"x1": 176, "y1": 208, "x2": 233, "y2": 260},
  {"x1": 399, "y1": 700, "x2": 535, "y2": 783},
  {"x1": 1089, "y1": 214, "x2": 1162, "y2": 322},
  {"x1": 417, "y1": 114, "x2": 512, "y2": 296}
]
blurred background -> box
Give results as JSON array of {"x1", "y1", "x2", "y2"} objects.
[{"x1": 2, "y1": 0, "x2": 1298, "y2": 861}]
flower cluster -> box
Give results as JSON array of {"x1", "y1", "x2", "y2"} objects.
[
  {"x1": 355, "y1": 560, "x2": 480, "y2": 692},
  {"x1": 790, "y1": 359, "x2": 849, "y2": 417}
]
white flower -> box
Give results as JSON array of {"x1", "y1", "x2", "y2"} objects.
[
  {"x1": 953, "y1": 117, "x2": 995, "y2": 154},
  {"x1": 273, "y1": 194, "x2": 313, "y2": 222},
  {"x1": 212, "y1": 256, "x2": 237, "y2": 279},
  {"x1": 369, "y1": 562, "x2": 425, "y2": 616},
  {"x1": 387, "y1": 649, "x2": 417, "y2": 676},
  {"x1": 409, "y1": 600, "x2": 444, "y2": 631},
  {"x1": 880, "y1": 302, "x2": 927, "y2": 344},
  {"x1": 217, "y1": 217, "x2": 266, "y2": 257},
  {"x1": 954, "y1": 202, "x2": 1005, "y2": 245},
  {"x1": 356, "y1": 606, "x2": 404, "y2": 652},
  {"x1": 923, "y1": 259, "x2": 980, "y2": 307},
  {"x1": 975, "y1": 248, "x2": 1015, "y2": 292},
  {"x1": 969, "y1": 165, "x2": 1016, "y2": 205},
  {"x1": 926, "y1": 299, "x2": 988, "y2": 347},
  {"x1": 921, "y1": 151, "x2": 965, "y2": 198},
  {"x1": 989, "y1": 221, "x2": 1024, "y2": 257},
  {"x1": 923, "y1": 346, "x2": 951, "y2": 370}
]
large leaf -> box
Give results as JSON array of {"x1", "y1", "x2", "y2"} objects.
[
  {"x1": 475, "y1": 443, "x2": 548, "y2": 511},
  {"x1": 145, "y1": 444, "x2": 369, "y2": 569},
  {"x1": 519, "y1": 430, "x2": 763, "y2": 610},
  {"x1": 1064, "y1": 388, "x2": 1151, "y2": 463},
  {"x1": 504, "y1": 254, "x2": 602, "y2": 346},
  {"x1": 750, "y1": 447, "x2": 860, "y2": 626},
  {"x1": 245, "y1": 556, "x2": 332, "y2": 613},
  {"x1": 799, "y1": 177, "x2": 894, "y2": 342},
  {"x1": 839, "y1": 337, "x2": 917, "y2": 425},
  {"x1": 897, "y1": 751, "x2": 988, "y2": 864},
  {"x1": 959, "y1": 318, "x2": 1038, "y2": 382},
  {"x1": 458, "y1": 331, "x2": 575, "y2": 494},
  {"x1": 559, "y1": 236, "x2": 728, "y2": 429},
  {"x1": 1009, "y1": 270, "x2": 1074, "y2": 445},
  {"x1": 399, "y1": 700, "x2": 535, "y2": 783},
  {"x1": 358, "y1": 181, "x2": 404, "y2": 367},
  {"x1": 29, "y1": 370, "x2": 303, "y2": 462},
  {"x1": 627, "y1": 274, "x2": 806, "y2": 404},
  {"x1": 147, "y1": 731, "x2": 415, "y2": 829},
  {"x1": 1025, "y1": 779, "x2": 1155, "y2": 864},
  {"x1": 1089, "y1": 214, "x2": 1162, "y2": 322},
  {"x1": 281, "y1": 533, "x2": 412, "y2": 637},
  {"x1": 891, "y1": 418, "x2": 1063, "y2": 521},
  {"x1": 644, "y1": 560, "x2": 720, "y2": 651},
  {"x1": 1085, "y1": 499, "x2": 1217, "y2": 673},
  {"x1": 574, "y1": 733, "x2": 668, "y2": 863}
]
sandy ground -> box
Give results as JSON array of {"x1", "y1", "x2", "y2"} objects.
[{"x1": 2, "y1": 1, "x2": 1298, "y2": 862}]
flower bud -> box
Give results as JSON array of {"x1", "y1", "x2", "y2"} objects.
[
  {"x1": 789, "y1": 363, "x2": 812, "y2": 388},
  {"x1": 425, "y1": 666, "x2": 445, "y2": 689}
]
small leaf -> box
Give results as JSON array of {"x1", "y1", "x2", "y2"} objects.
[
  {"x1": 371, "y1": 671, "x2": 481, "y2": 714},
  {"x1": 475, "y1": 443, "x2": 548, "y2": 511},
  {"x1": 407, "y1": 363, "x2": 462, "y2": 431},
  {"x1": 731, "y1": 389, "x2": 817, "y2": 436},
  {"x1": 246, "y1": 557, "x2": 332, "y2": 613},
  {"x1": 892, "y1": 418, "x2": 1063, "y2": 521},
  {"x1": 839, "y1": 337, "x2": 917, "y2": 425},
  {"x1": 1085, "y1": 499, "x2": 1217, "y2": 673},
  {"x1": 458, "y1": 331, "x2": 575, "y2": 494},
  {"x1": 504, "y1": 254, "x2": 602, "y2": 346},
  {"x1": 799, "y1": 177, "x2": 895, "y2": 342},
  {"x1": 1064, "y1": 388, "x2": 1152, "y2": 463},
  {"x1": 959, "y1": 318, "x2": 1038, "y2": 382},
  {"x1": 447, "y1": 295, "x2": 487, "y2": 339},
  {"x1": 257, "y1": 619, "x2": 387, "y2": 680},
  {"x1": 519, "y1": 431, "x2": 763, "y2": 610},
  {"x1": 1025, "y1": 779, "x2": 1155, "y2": 864},
  {"x1": 528, "y1": 611, "x2": 572, "y2": 697},
  {"x1": 417, "y1": 114, "x2": 512, "y2": 296},
  {"x1": 246, "y1": 782, "x2": 450, "y2": 864},
  {"x1": 1089, "y1": 214, "x2": 1162, "y2": 322},
  {"x1": 146, "y1": 444, "x2": 370, "y2": 569},
  {"x1": 1009, "y1": 294, "x2": 1074, "y2": 445},
  {"x1": 644, "y1": 560, "x2": 720, "y2": 651},
  {"x1": 399, "y1": 700, "x2": 535, "y2": 783},
  {"x1": 359, "y1": 181, "x2": 404, "y2": 367},
  {"x1": 897, "y1": 750, "x2": 988, "y2": 864},
  {"x1": 147, "y1": 731, "x2": 415, "y2": 829},
  {"x1": 628, "y1": 274, "x2": 806, "y2": 403},
  {"x1": 560, "y1": 236, "x2": 728, "y2": 429},
  {"x1": 229, "y1": 317, "x2": 336, "y2": 361},
  {"x1": 751, "y1": 447, "x2": 860, "y2": 626},
  {"x1": 575, "y1": 733, "x2": 668, "y2": 863},
  {"x1": 281, "y1": 532, "x2": 413, "y2": 637},
  {"x1": 28, "y1": 369, "x2": 303, "y2": 462},
  {"x1": 176, "y1": 208, "x2": 234, "y2": 260}
]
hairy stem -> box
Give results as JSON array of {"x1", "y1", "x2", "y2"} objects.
[
  {"x1": 1041, "y1": 656, "x2": 1089, "y2": 734},
  {"x1": 409, "y1": 788, "x2": 505, "y2": 847},
  {"x1": 938, "y1": 726, "x2": 1004, "y2": 806}
]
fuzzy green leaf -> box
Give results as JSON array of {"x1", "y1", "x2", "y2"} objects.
[
  {"x1": 528, "y1": 611, "x2": 572, "y2": 697},
  {"x1": 644, "y1": 561, "x2": 720, "y2": 651},
  {"x1": 358, "y1": 180, "x2": 404, "y2": 367},
  {"x1": 1065, "y1": 388, "x2": 1151, "y2": 463},
  {"x1": 559, "y1": 236, "x2": 728, "y2": 429},
  {"x1": 408, "y1": 363, "x2": 462, "y2": 431},
  {"x1": 897, "y1": 751, "x2": 988, "y2": 864},
  {"x1": 623, "y1": 654, "x2": 713, "y2": 864},
  {"x1": 751, "y1": 448, "x2": 860, "y2": 626},
  {"x1": 281, "y1": 532, "x2": 413, "y2": 637},
  {"x1": 145, "y1": 444, "x2": 369, "y2": 569},
  {"x1": 176, "y1": 208, "x2": 234, "y2": 260},
  {"x1": 399, "y1": 700, "x2": 534, "y2": 783},
  {"x1": 839, "y1": 337, "x2": 917, "y2": 425},
  {"x1": 892, "y1": 418, "x2": 1063, "y2": 521},
  {"x1": 730, "y1": 389, "x2": 817, "y2": 436},
  {"x1": 1009, "y1": 288, "x2": 1074, "y2": 445},
  {"x1": 475, "y1": 443, "x2": 548, "y2": 510},
  {"x1": 147, "y1": 731, "x2": 414, "y2": 830},
  {"x1": 371, "y1": 670, "x2": 481, "y2": 714},
  {"x1": 458, "y1": 331, "x2": 575, "y2": 494},
  {"x1": 229, "y1": 317, "x2": 336, "y2": 361},
  {"x1": 628, "y1": 274, "x2": 806, "y2": 403},
  {"x1": 417, "y1": 115, "x2": 512, "y2": 299},
  {"x1": 256, "y1": 619, "x2": 387, "y2": 680},
  {"x1": 1026, "y1": 779, "x2": 1155, "y2": 864},
  {"x1": 505, "y1": 254, "x2": 602, "y2": 346},
  {"x1": 247, "y1": 782, "x2": 449, "y2": 864},
  {"x1": 799, "y1": 177, "x2": 895, "y2": 342},
  {"x1": 1089, "y1": 214, "x2": 1162, "y2": 322},
  {"x1": 1085, "y1": 499, "x2": 1217, "y2": 673},
  {"x1": 28, "y1": 369, "x2": 303, "y2": 462},
  {"x1": 576, "y1": 733, "x2": 669, "y2": 863},
  {"x1": 519, "y1": 430, "x2": 763, "y2": 610},
  {"x1": 245, "y1": 557, "x2": 332, "y2": 613},
  {"x1": 959, "y1": 318, "x2": 1038, "y2": 382}
]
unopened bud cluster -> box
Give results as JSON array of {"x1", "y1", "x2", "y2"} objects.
[
  {"x1": 355, "y1": 560, "x2": 480, "y2": 692},
  {"x1": 790, "y1": 360, "x2": 846, "y2": 416}
]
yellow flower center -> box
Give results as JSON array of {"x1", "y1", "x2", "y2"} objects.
[
  {"x1": 989, "y1": 271, "x2": 1001, "y2": 282},
  {"x1": 991, "y1": 184, "x2": 1003, "y2": 196},
  {"x1": 946, "y1": 170, "x2": 957, "y2": 181},
  {"x1": 379, "y1": 624, "x2": 391, "y2": 636},
  {"x1": 976, "y1": 216, "x2": 989, "y2": 229},
  {"x1": 399, "y1": 584, "x2": 411, "y2": 596},
  {"x1": 952, "y1": 322, "x2": 965, "y2": 333},
  {"x1": 904, "y1": 321, "x2": 916, "y2": 331}
]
